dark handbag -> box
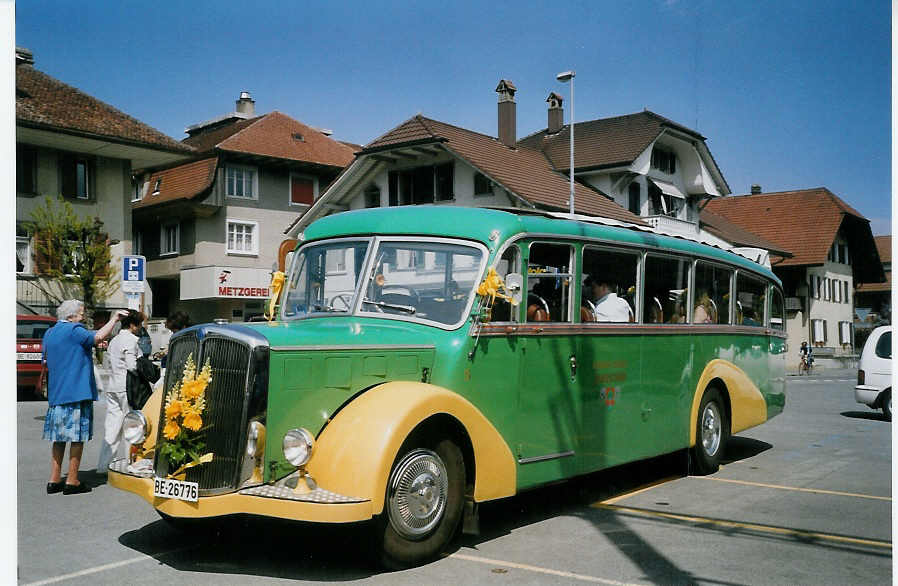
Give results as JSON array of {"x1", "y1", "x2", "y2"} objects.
[{"x1": 126, "y1": 356, "x2": 160, "y2": 410}]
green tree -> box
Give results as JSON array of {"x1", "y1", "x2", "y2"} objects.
[{"x1": 23, "y1": 196, "x2": 119, "y2": 320}]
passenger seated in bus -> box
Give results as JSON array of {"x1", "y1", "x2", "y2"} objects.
[
  {"x1": 527, "y1": 279, "x2": 554, "y2": 322},
  {"x1": 584, "y1": 276, "x2": 631, "y2": 322},
  {"x1": 668, "y1": 295, "x2": 687, "y2": 323},
  {"x1": 646, "y1": 295, "x2": 664, "y2": 323},
  {"x1": 741, "y1": 307, "x2": 761, "y2": 326},
  {"x1": 693, "y1": 292, "x2": 717, "y2": 324}
]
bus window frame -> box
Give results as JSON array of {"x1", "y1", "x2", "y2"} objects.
[
  {"x1": 691, "y1": 258, "x2": 735, "y2": 326},
  {"x1": 642, "y1": 251, "x2": 693, "y2": 325},
  {"x1": 734, "y1": 269, "x2": 768, "y2": 328},
  {"x1": 580, "y1": 243, "x2": 641, "y2": 325},
  {"x1": 525, "y1": 240, "x2": 577, "y2": 324}
]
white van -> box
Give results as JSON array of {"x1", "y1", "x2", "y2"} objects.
[{"x1": 855, "y1": 325, "x2": 892, "y2": 420}]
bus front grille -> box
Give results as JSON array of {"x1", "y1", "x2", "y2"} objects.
[{"x1": 155, "y1": 332, "x2": 252, "y2": 495}]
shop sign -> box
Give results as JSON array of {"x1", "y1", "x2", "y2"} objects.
[{"x1": 180, "y1": 266, "x2": 273, "y2": 300}]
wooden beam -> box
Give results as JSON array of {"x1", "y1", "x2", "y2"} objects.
[
  {"x1": 371, "y1": 154, "x2": 397, "y2": 164},
  {"x1": 411, "y1": 146, "x2": 440, "y2": 157},
  {"x1": 393, "y1": 150, "x2": 418, "y2": 160}
]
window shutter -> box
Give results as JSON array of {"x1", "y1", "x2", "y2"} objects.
[{"x1": 291, "y1": 177, "x2": 314, "y2": 205}]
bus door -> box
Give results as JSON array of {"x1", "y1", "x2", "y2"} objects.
[
  {"x1": 578, "y1": 246, "x2": 643, "y2": 472},
  {"x1": 640, "y1": 253, "x2": 692, "y2": 456},
  {"x1": 516, "y1": 242, "x2": 581, "y2": 485}
]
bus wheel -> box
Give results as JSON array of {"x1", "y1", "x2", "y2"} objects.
[
  {"x1": 691, "y1": 387, "x2": 728, "y2": 475},
  {"x1": 375, "y1": 438, "x2": 465, "y2": 569}
]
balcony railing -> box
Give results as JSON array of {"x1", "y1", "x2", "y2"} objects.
[{"x1": 644, "y1": 215, "x2": 699, "y2": 238}]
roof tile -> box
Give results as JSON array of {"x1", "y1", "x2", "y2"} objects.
[{"x1": 16, "y1": 64, "x2": 191, "y2": 153}]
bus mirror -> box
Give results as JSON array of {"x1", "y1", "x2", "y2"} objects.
[{"x1": 505, "y1": 273, "x2": 523, "y2": 306}]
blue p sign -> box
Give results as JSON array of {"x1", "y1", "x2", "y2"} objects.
[{"x1": 122, "y1": 255, "x2": 146, "y2": 292}]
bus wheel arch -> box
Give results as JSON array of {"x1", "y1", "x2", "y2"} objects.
[{"x1": 375, "y1": 415, "x2": 470, "y2": 569}]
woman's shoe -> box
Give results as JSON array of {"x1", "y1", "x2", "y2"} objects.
[
  {"x1": 62, "y1": 483, "x2": 91, "y2": 495},
  {"x1": 46, "y1": 481, "x2": 64, "y2": 494}
]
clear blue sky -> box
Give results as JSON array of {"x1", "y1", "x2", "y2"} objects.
[{"x1": 16, "y1": 0, "x2": 891, "y2": 234}]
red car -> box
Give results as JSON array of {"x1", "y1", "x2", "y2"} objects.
[{"x1": 16, "y1": 314, "x2": 56, "y2": 399}]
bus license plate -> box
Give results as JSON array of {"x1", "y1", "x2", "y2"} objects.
[
  {"x1": 17, "y1": 352, "x2": 41, "y2": 361},
  {"x1": 153, "y1": 477, "x2": 199, "y2": 502}
]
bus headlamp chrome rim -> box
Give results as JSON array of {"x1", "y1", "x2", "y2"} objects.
[
  {"x1": 282, "y1": 428, "x2": 314, "y2": 467},
  {"x1": 122, "y1": 411, "x2": 148, "y2": 445},
  {"x1": 246, "y1": 421, "x2": 266, "y2": 458}
]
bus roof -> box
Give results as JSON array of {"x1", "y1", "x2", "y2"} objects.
[{"x1": 302, "y1": 206, "x2": 781, "y2": 285}]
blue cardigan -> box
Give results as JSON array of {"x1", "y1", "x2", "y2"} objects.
[{"x1": 42, "y1": 321, "x2": 97, "y2": 406}]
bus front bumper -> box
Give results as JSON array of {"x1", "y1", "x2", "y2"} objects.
[{"x1": 107, "y1": 459, "x2": 373, "y2": 524}]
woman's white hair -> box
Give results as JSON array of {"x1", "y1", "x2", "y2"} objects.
[{"x1": 56, "y1": 299, "x2": 84, "y2": 321}]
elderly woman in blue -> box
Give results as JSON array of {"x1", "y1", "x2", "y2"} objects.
[{"x1": 42, "y1": 300, "x2": 125, "y2": 495}]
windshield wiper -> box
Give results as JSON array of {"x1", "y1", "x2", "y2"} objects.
[{"x1": 361, "y1": 298, "x2": 416, "y2": 314}]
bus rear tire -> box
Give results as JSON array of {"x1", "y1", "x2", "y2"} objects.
[
  {"x1": 691, "y1": 387, "x2": 728, "y2": 475},
  {"x1": 374, "y1": 436, "x2": 465, "y2": 570}
]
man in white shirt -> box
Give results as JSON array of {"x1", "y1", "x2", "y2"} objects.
[
  {"x1": 585, "y1": 277, "x2": 632, "y2": 322},
  {"x1": 97, "y1": 310, "x2": 143, "y2": 473}
]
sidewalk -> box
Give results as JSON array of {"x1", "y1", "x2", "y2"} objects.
[{"x1": 786, "y1": 367, "x2": 857, "y2": 378}]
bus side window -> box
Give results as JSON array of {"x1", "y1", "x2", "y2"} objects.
[
  {"x1": 693, "y1": 262, "x2": 732, "y2": 324},
  {"x1": 581, "y1": 246, "x2": 638, "y2": 323},
  {"x1": 643, "y1": 255, "x2": 690, "y2": 324},
  {"x1": 770, "y1": 285, "x2": 784, "y2": 330},
  {"x1": 736, "y1": 273, "x2": 766, "y2": 326},
  {"x1": 527, "y1": 242, "x2": 574, "y2": 323}
]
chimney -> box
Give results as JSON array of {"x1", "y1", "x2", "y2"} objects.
[
  {"x1": 751, "y1": 184, "x2": 762, "y2": 195},
  {"x1": 236, "y1": 91, "x2": 255, "y2": 116},
  {"x1": 546, "y1": 92, "x2": 564, "y2": 134},
  {"x1": 495, "y1": 79, "x2": 517, "y2": 148}
]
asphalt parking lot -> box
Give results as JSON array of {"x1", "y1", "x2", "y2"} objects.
[{"x1": 17, "y1": 369, "x2": 891, "y2": 585}]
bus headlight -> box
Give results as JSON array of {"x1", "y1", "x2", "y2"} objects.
[
  {"x1": 282, "y1": 428, "x2": 314, "y2": 467},
  {"x1": 122, "y1": 411, "x2": 148, "y2": 445},
  {"x1": 246, "y1": 421, "x2": 266, "y2": 458}
]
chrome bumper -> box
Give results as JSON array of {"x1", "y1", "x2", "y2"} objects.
[{"x1": 108, "y1": 459, "x2": 372, "y2": 523}]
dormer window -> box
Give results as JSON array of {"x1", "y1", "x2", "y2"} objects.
[{"x1": 651, "y1": 147, "x2": 676, "y2": 174}]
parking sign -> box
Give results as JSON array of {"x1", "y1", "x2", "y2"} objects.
[{"x1": 122, "y1": 255, "x2": 146, "y2": 293}]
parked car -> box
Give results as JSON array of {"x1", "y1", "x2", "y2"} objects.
[
  {"x1": 855, "y1": 325, "x2": 891, "y2": 420},
  {"x1": 16, "y1": 314, "x2": 56, "y2": 399}
]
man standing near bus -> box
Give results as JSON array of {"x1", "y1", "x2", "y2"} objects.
[{"x1": 585, "y1": 276, "x2": 631, "y2": 322}]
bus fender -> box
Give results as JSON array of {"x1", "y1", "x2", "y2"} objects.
[
  {"x1": 305, "y1": 381, "x2": 517, "y2": 515},
  {"x1": 689, "y1": 359, "x2": 767, "y2": 446}
]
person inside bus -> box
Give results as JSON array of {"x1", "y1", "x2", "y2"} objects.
[
  {"x1": 693, "y1": 291, "x2": 717, "y2": 324},
  {"x1": 527, "y1": 278, "x2": 554, "y2": 322},
  {"x1": 584, "y1": 276, "x2": 631, "y2": 322},
  {"x1": 646, "y1": 294, "x2": 664, "y2": 323}
]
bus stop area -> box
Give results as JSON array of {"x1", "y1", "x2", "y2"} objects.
[{"x1": 17, "y1": 370, "x2": 889, "y2": 585}]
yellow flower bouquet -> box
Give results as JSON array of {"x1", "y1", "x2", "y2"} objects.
[{"x1": 159, "y1": 353, "x2": 214, "y2": 476}]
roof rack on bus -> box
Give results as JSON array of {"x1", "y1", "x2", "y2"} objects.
[{"x1": 483, "y1": 206, "x2": 771, "y2": 268}]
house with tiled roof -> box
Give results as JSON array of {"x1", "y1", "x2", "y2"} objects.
[
  {"x1": 287, "y1": 80, "x2": 766, "y2": 267},
  {"x1": 855, "y1": 235, "x2": 891, "y2": 327},
  {"x1": 132, "y1": 92, "x2": 355, "y2": 322},
  {"x1": 704, "y1": 187, "x2": 885, "y2": 367},
  {"x1": 15, "y1": 47, "x2": 194, "y2": 315}
]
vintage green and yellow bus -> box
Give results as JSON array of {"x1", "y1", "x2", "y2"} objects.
[{"x1": 110, "y1": 206, "x2": 785, "y2": 567}]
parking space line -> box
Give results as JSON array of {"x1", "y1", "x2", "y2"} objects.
[
  {"x1": 695, "y1": 476, "x2": 891, "y2": 501},
  {"x1": 450, "y1": 552, "x2": 641, "y2": 585},
  {"x1": 596, "y1": 476, "x2": 683, "y2": 505},
  {"x1": 593, "y1": 503, "x2": 892, "y2": 550},
  {"x1": 22, "y1": 546, "x2": 196, "y2": 586}
]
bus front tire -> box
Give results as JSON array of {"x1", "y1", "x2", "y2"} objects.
[
  {"x1": 374, "y1": 437, "x2": 465, "y2": 570},
  {"x1": 691, "y1": 387, "x2": 728, "y2": 475}
]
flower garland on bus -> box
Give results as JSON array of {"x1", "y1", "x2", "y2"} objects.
[{"x1": 160, "y1": 353, "x2": 214, "y2": 477}]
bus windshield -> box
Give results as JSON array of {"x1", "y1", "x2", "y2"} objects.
[
  {"x1": 360, "y1": 240, "x2": 485, "y2": 326},
  {"x1": 282, "y1": 239, "x2": 371, "y2": 319}
]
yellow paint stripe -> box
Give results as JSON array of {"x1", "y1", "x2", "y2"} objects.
[
  {"x1": 597, "y1": 476, "x2": 682, "y2": 505},
  {"x1": 695, "y1": 476, "x2": 892, "y2": 501},
  {"x1": 449, "y1": 552, "x2": 642, "y2": 585},
  {"x1": 593, "y1": 503, "x2": 892, "y2": 550}
]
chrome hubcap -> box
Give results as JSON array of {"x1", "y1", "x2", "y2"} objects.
[
  {"x1": 701, "y1": 402, "x2": 722, "y2": 457},
  {"x1": 387, "y1": 449, "x2": 448, "y2": 539}
]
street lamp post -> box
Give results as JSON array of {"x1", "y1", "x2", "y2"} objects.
[{"x1": 556, "y1": 70, "x2": 575, "y2": 215}]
